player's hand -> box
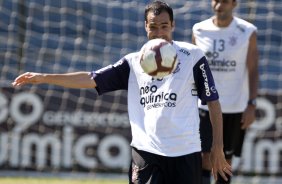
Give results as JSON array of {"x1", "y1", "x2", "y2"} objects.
[
  {"x1": 210, "y1": 146, "x2": 232, "y2": 181},
  {"x1": 12, "y1": 72, "x2": 44, "y2": 87},
  {"x1": 241, "y1": 105, "x2": 256, "y2": 129}
]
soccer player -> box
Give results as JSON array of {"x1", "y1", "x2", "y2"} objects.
[
  {"x1": 13, "y1": 1, "x2": 231, "y2": 183},
  {"x1": 192, "y1": 0, "x2": 259, "y2": 184}
]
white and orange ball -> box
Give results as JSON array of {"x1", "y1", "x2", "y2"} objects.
[{"x1": 140, "y1": 38, "x2": 178, "y2": 78}]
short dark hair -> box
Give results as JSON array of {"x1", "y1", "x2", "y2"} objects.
[{"x1": 144, "y1": 1, "x2": 174, "y2": 22}]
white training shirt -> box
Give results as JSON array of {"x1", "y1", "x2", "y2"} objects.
[
  {"x1": 93, "y1": 40, "x2": 219, "y2": 157},
  {"x1": 193, "y1": 16, "x2": 257, "y2": 113}
]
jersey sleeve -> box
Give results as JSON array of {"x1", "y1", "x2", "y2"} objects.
[
  {"x1": 90, "y1": 58, "x2": 130, "y2": 95},
  {"x1": 193, "y1": 56, "x2": 219, "y2": 105}
]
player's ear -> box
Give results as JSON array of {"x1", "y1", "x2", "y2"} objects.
[
  {"x1": 171, "y1": 21, "x2": 175, "y2": 32},
  {"x1": 144, "y1": 21, "x2": 149, "y2": 32},
  {"x1": 232, "y1": 0, "x2": 237, "y2": 9}
]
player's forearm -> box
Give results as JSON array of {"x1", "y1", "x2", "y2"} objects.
[
  {"x1": 41, "y1": 72, "x2": 96, "y2": 88},
  {"x1": 207, "y1": 100, "x2": 224, "y2": 149},
  {"x1": 248, "y1": 69, "x2": 258, "y2": 100},
  {"x1": 248, "y1": 55, "x2": 258, "y2": 100}
]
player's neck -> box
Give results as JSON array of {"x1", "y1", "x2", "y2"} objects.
[{"x1": 213, "y1": 16, "x2": 233, "y2": 28}]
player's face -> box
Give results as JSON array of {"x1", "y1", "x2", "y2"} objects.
[
  {"x1": 145, "y1": 11, "x2": 174, "y2": 42},
  {"x1": 212, "y1": 0, "x2": 237, "y2": 20}
]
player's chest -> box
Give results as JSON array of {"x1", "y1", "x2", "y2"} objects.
[
  {"x1": 136, "y1": 66, "x2": 194, "y2": 95},
  {"x1": 199, "y1": 30, "x2": 250, "y2": 53}
]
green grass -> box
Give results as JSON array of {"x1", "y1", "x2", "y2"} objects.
[{"x1": 0, "y1": 177, "x2": 127, "y2": 184}]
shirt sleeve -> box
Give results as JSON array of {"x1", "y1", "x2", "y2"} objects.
[
  {"x1": 90, "y1": 58, "x2": 130, "y2": 95},
  {"x1": 193, "y1": 56, "x2": 219, "y2": 105}
]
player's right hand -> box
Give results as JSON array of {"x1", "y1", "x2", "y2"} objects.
[
  {"x1": 210, "y1": 146, "x2": 232, "y2": 181},
  {"x1": 12, "y1": 72, "x2": 44, "y2": 87}
]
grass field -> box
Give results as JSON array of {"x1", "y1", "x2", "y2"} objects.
[{"x1": 0, "y1": 177, "x2": 127, "y2": 184}]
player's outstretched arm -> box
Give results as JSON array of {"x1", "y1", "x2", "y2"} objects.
[
  {"x1": 207, "y1": 100, "x2": 232, "y2": 181},
  {"x1": 12, "y1": 72, "x2": 96, "y2": 89}
]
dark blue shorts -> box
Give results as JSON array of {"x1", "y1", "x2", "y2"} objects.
[
  {"x1": 199, "y1": 109, "x2": 246, "y2": 159},
  {"x1": 128, "y1": 147, "x2": 202, "y2": 184}
]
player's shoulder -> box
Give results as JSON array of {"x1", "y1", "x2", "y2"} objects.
[
  {"x1": 122, "y1": 51, "x2": 141, "y2": 67},
  {"x1": 173, "y1": 41, "x2": 205, "y2": 61},
  {"x1": 233, "y1": 16, "x2": 257, "y2": 31},
  {"x1": 173, "y1": 40, "x2": 203, "y2": 52},
  {"x1": 123, "y1": 51, "x2": 139, "y2": 61},
  {"x1": 192, "y1": 18, "x2": 213, "y2": 30}
]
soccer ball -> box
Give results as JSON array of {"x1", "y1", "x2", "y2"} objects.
[{"x1": 140, "y1": 38, "x2": 178, "y2": 78}]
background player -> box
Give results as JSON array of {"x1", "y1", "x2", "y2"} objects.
[
  {"x1": 192, "y1": 0, "x2": 259, "y2": 183},
  {"x1": 13, "y1": 1, "x2": 231, "y2": 183}
]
